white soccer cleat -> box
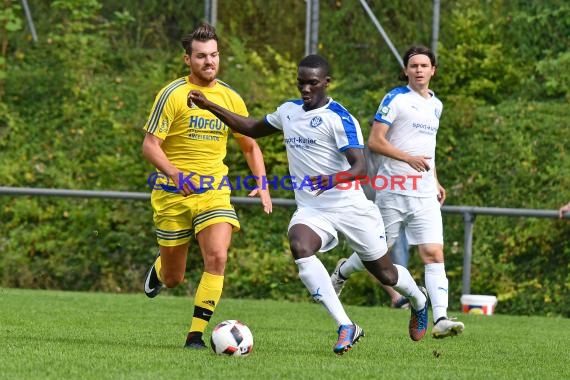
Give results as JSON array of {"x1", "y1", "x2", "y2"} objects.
[
  {"x1": 330, "y1": 258, "x2": 348, "y2": 296},
  {"x1": 432, "y1": 317, "x2": 465, "y2": 339}
]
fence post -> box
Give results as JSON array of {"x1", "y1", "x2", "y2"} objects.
[{"x1": 461, "y1": 211, "x2": 475, "y2": 295}]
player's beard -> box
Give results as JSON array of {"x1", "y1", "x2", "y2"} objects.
[{"x1": 190, "y1": 64, "x2": 218, "y2": 87}]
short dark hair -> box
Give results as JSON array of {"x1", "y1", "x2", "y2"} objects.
[
  {"x1": 398, "y1": 45, "x2": 437, "y2": 81},
  {"x1": 181, "y1": 22, "x2": 218, "y2": 55},
  {"x1": 299, "y1": 54, "x2": 331, "y2": 76}
]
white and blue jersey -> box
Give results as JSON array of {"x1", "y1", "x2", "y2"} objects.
[
  {"x1": 264, "y1": 98, "x2": 368, "y2": 208},
  {"x1": 374, "y1": 85, "x2": 442, "y2": 197}
]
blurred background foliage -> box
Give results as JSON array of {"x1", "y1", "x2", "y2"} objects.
[{"x1": 0, "y1": 0, "x2": 568, "y2": 316}]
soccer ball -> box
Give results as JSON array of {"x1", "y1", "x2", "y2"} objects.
[{"x1": 210, "y1": 320, "x2": 254, "y2": 357}]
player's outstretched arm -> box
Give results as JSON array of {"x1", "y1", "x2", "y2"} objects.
[{"x1": 188, "y1": 90, "x2": 276, "y2": 138}]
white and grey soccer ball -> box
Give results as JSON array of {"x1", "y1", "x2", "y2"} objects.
[{"x1": 210, "y1": 320, "x2": 254, "y2": 357}]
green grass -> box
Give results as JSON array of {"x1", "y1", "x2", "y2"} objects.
[{"x1": 1, "y1": 288, "x2": 568, "y2": 380}]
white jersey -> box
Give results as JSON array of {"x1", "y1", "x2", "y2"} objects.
[
  {"x1": 264, "y1": 98, "x2": 369, "y2": 208},
  {"x1": 373, "y1": 85, "x2": 442, "y2": 197}
]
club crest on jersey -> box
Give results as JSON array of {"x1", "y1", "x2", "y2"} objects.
[
  {"x1": 310, "y1": 116, "x2": 323, "y2": 128},
  {"x1": 434, "y1": 108, "x2": 442, "y2": 119},
  {"x1": 159, "y1": 119, "x2": 169, "y2": 133}
]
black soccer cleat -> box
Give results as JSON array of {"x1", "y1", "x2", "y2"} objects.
[
  {"x1": 185, "y1": 332, "x2": 207, "y2": 349},
  {"x1": 143, "y1": 251, "x2": 163, "y2": 298}
]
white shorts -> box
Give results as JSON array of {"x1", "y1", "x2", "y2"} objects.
[
  {"x1": 288, "y1": 200, "x2": 388, "y2": 261},
  {"x1": 375, "y1": 192, "x2": 443, "y2": 247}
]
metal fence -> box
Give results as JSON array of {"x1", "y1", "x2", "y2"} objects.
[{"x1": 1, "y1": 186, "x2": 567, "y2": 294}]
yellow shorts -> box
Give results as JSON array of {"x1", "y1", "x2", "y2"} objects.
[{"x1": 151, "y1": 189, "x2": 240, "y2": 247}]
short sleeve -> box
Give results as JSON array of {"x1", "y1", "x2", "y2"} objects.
[
  {"x1": 374, "y1": 93, "x2": 398, "y2": 126},
  {"x1": 264, "y1": 105, "x2": 285, "y2": 131},
  {"x1": 143, "y1": 86, "x2": 179, "y2": 139}
]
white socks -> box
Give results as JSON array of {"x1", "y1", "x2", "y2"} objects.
[
  {"x1": 338, "y1": 252, "x2": 364, "y2": 278},
  {"x1": 324, "y1": 252, "x2": 448, "y2": 317},
  {"x1": 295, "y1": 255, "x2": 351, "y2": 326},
  {"x1": 392, "y1": 264, "x2": 427, "y2": 310},
  {"x1": 425, "y1": 263, "x2": 449, "y2": 322},
  {"x1": 336, "y1": 252, "x2": 427, "y2": 311}
]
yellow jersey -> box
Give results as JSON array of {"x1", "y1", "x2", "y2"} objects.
[{"x1": 144, "y1": 76, "x2": 247, "y2": 194}]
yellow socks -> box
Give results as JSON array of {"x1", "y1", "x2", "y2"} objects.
[{"x1": 189, "y1": 272, "x2": 224, "y2": 334}]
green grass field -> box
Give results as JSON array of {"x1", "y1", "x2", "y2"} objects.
[{"x1": 1, "y1": 288, "x2": 568, "y2": 380}]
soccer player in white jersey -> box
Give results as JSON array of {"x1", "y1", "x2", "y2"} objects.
[
  {"x1": 331, "y1": 45, "x2": 465, "y2": 339},
  {"x1": 189, "y1": 54, "x2": 429, "y2": 354}
]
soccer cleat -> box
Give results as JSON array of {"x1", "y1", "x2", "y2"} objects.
[
  {"x1": 184, "y1": 332, "x2": 207, "y2": 349},
  {"x1": 330, "y1": 258, "x2": 348, "y2": 296},
  {"x1": 333, "y1": 324, "x2": 364, "y2": 355},
  {"x1": 143, "y1": 251, "x2": 163, "y2": 298},
  {"x1": 409, "y1": 286, "x2": 429, "y2": 341},
  {"x1": 432, "y1": 317, "x2": 465, "y2": 339},
  {"x1": 392, "y1": 296, "x2": 411, "y2": 309}
]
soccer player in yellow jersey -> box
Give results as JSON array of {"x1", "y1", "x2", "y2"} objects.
[{"x1": 142, "y1": 23, "x2": 272, "y2": 349}]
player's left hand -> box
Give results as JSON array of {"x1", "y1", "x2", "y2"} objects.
[
  {"x1": 437, "y1": 183, "x2": 446, "y2": 205},
  {"x1": 248, "y1": 188, "x2": 273, "y2": 214},
  {"x1": 559, "y1": 202, "x2": 570, "y2": 219},
  {"x1": 309, "y1": 174, "x2": 333, "y2": 196}
]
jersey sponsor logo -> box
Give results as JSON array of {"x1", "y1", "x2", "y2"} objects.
[
  {"x1": 283, "y1": 136, "x2": 317, "y2": 150},
  {"x1": 412, "y1": 122, "x2": 438, "y2": 134},
  {"x1": 310, "y1": 116, "x2": 323, "y2": 127},
  {"x1": 188, "y1": 132, "x2": 222, "y2": 141},
  {"x1": 189, "y1": 116, "x2": 227, "y2": 131},
  {"x1": 187, "y1": 116, "x2": 227, "y2": 141},
  {"x1": 283, "y1": 136, "x2": 317, "y2": 145}
]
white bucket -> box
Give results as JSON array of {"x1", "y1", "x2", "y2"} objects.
[{"x1": 460, "y1": 294, "x2": 498, "y2": 315}]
